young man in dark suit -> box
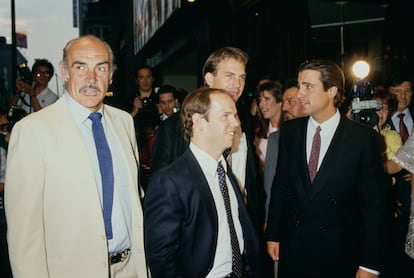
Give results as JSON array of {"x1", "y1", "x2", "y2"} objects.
[
  {"x1": 152, "y1": 47, "x2": 264, "y2": 232},
  {"x1": 144, "y1": 88, "x2": 259, "y2": 277},
  {"x1": 266, "y1": 59, "x2": 386, "y2": 278}
]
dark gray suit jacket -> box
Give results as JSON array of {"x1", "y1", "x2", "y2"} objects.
[
  {"x1": 264, "y1": 130, "x2": 280, "y2": 222},
  {"x1": 144, "y1": 149, "x2": 260, "y2": 278},
  {"x1": 267, "y1": 115, "x2": 386, "y2": 277}
]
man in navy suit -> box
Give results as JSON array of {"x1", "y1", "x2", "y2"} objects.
[
  {"x1": 266, "y1": 59, "x2": 385, "y2": 278},
  {"x1": 152, "y1": 47, "x2": 264, "y2": 234},
  {"x1": 144, "y1": 88, "x2": 259, "y2": 277}
]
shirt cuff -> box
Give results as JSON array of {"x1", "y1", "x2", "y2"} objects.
[{"x1": 359, "y1": 266, "x2": 380, "y2": 276}]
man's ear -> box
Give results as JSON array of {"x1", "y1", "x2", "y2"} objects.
[
  {"x1": 59, "y1": 62, "x2": 69, "y2": 81},
  {"x1": 204, "y1": 72, "x2": 214, "y2": 88},
  {"x1": 328, "y1": 86, "x2": 338, "y2": 98},
  {"x1": 192, "y1": 113, "x2": 202, "y2": 127}
]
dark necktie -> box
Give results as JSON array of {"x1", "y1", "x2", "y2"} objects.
[
  {"x1": 398, "y1": 113, "x2": 409, "y2": 143},
  {"x1": 89, "y1": 112, "x2": 114, "y2": 240},
  {"x1": 217, "y1": 161, "x2": 243, "y2": 278},
  {"x1": 308, "y1": 126, "x2": 321, "y2": 183},
  {"x1": 223, "y1": 147, "x2": 232, "y2": 166}
]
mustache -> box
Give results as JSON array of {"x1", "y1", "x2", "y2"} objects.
[{"x1": 79, "y1": 83, "x2": 102, "y2": 93}]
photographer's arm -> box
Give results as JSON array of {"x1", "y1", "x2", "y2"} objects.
[
  {"x1": 9, "y1": 78, "x2": 42, "y2": 112},
  {"x1": 8, "y1": 78, "x2": 25, "y2": 107},
  {"x1": 29, "y1": 93, "x2": 42, "y2": 112},
  {"x1": 131, "y1": 96, "x2": 143, "y2": 118}
]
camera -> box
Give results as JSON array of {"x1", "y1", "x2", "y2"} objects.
[
  {"x1": 7, "y1": 106, "x2": 27, "y2": 131},
  {"x1": 141, "y1": 97, "x2": 153, "y2": 107},
  {"x1": 351, "y1": 79, "x2": 382, "y2": 127},
  {"x1": 17, "y1": 63, "x2": 33, "y2": 85}
]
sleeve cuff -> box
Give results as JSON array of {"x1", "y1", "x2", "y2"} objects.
[{"x1": 359, "y1": 266, "x2": 380, "y2": 275}]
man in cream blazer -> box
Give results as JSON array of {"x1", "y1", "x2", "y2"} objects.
[{"x1": 5, "y1": 35, "x2": 147, "y2": 277}]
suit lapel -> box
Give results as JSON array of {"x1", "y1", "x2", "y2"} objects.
[
  {"x1": 295, "y1": 118, "x2": 312, "y2": 199},
  {"x1": 304, "y1": 116, "x2": 350, "y2": 206},
  {"x1": 184, "y1": 150, "x2": 219, "y2": 232}
]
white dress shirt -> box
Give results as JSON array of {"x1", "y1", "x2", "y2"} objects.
[
  {"x1": 64, "y1": 92, "x2": 131, "y2": 254},
  {"x1": 391, "y1": 108, "x2": 413, "y2": 135},
  {"x1": 190, "y1": 143, "x2": 244, "y2": 278}
]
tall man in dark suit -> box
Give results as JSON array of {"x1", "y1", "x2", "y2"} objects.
[
  {"x1": 144, "y1": 88, "x2": 260, "y2": 277},
  {"x1": 266, "y1": 59, "x2": 385, "y2": 278},
  {"x1": 152, "y1": 47, "x2": 264, "y2": 232}
]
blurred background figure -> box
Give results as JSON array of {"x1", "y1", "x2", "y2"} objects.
[
  {"x1": 253, "y1": 81, "x2": 283, "y2": 174},
  {"x1": 250, "y1": 74, "x2": 280, "y2": 118},
  {"x1": 157, "y1": 84, "x2": 178, "y2": 122},
  {"x1": 282, "y1": 78, "x2": 306, "y2": 121},
  {"x1": 9, "y1": 59, "x2": 58, "y2": 114},
  {"x1": 392, "y1": 130, "x2": 414, "y2": 273},
  {"x1": 0, "y1": 106, "x2": 27, "y2": 278},
  {"x1": 385, "y1": 73, "x2": 414, "y2": 277},
  {"x1": 130, "y1": 65, "x2": 160, "y2": 151}
]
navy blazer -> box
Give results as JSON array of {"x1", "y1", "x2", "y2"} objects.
[
  {"x1": 267, "y1": 115, "x2": 386, "y2": 277},
  {"x1": 152, "y1": 110, "x2": 265, "y2": 233},
  {"x1": 144, "y1": 149, "x2": 260, "y2": 278}
]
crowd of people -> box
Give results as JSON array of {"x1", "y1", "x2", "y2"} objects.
[{"x1": 0, "y1": 34, "x2": 414, "y2": 278}]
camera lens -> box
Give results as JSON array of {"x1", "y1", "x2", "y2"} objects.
[{"x1": 352, "y1": 109, "x2": 378, "y2": 127}]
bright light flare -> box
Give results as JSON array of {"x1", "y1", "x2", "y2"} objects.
[{"x1": 352, "y1": 60, "x2": 370, "y2": 79}]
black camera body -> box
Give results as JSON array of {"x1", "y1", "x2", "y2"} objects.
[
  {"x1": 141, "y1": 97, "x2": 153, "y2": 107},
  {"x1": 17, "y1": 63, "x2": 33, "y2": 85},
  {"x1": 7, "y1": 106, "x2": 27, "y2": 131},
  {"x1": 351, "y1": 79, "x2": 382, "y2": 127}
]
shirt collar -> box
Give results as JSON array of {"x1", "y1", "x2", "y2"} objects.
[
  {"x1": 64, "y1": 91, "x2": 104, "y2": 126},
  {"x1": 189, "y1": 143, "x2": 227, "y2": 178},
  {"x1": 309, "y1": 109, "x2": 340, "y2": 132}
]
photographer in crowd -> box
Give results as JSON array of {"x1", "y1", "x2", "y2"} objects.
[
  {"x1": 9, "y1": 59, "x2": 58, "y2": 113},
  {"x1": 130, "y1": 65, "x2": 159, "y2": 151}
]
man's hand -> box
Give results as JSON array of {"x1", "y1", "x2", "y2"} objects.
[
  {"x1": 131, "y1": 97, "x2": 143, "y2": 117},
  {"x1": 356, "y1": 268, "x2": 378, "y2": 278},
  {"x1": 403, "y1": 172, "x2": 412, "y2": 182},
  {"x1": 266, "y1": 241, "x2": 280, "y2": 261},
  {"x1": 16, "y1": 78, "x2": 35, "y2": 96}
]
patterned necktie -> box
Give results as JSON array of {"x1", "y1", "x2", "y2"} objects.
[
  {"x1": 308, "y1": 126, "x2": 321, "y2": 183},
  {"x1": 398, "y1": 113, "x2": 409, "y2": 143},
  {"x1": 89, "y1": 112, "x2": 114, "y2": 239},
  {"x1": 223, "y1": 147, "x2": 232, "y2": 166},
  {"x1": 217, "y1": 161, "x2": 243, "y2": 278}
]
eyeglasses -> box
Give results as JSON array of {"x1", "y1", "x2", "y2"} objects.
[{"x1": 35, "y1": 71, "x2": 50, "y2": 77}]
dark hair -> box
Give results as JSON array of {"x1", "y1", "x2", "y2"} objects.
[
  {"x1": 258, "y1": 73, "x2": 279, "y2": 85},
  {"x1": 385, "y1": 72, "x2": 413, "y2": 89},
  {"x1": 202, "y1": 46, "x2": 249, "y2": 80},
  {"x1": 157, "y1": 85, "x2": 177, "y2": 103},
  {"x1": 298, "y1": 59, "x2": 345, "y2": 108},
  {"x1": 134, "y1": 65, "x2": 155, "y2": 79},
  {"x1": 372, "y1": 86, "x2": 397, "y2": 116},
  {"x1": 32, "y1": 58, "x2": 54, "y2": 77},
  {"x1": 283, "y1": 78, "x2": 299, "y2": 92},
  {"x1": 181, "y1": 87, "x2": 228, "y2": 141},
  {"x1": 255, "y1": 81, "x2": 283, "y2": 138}
]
